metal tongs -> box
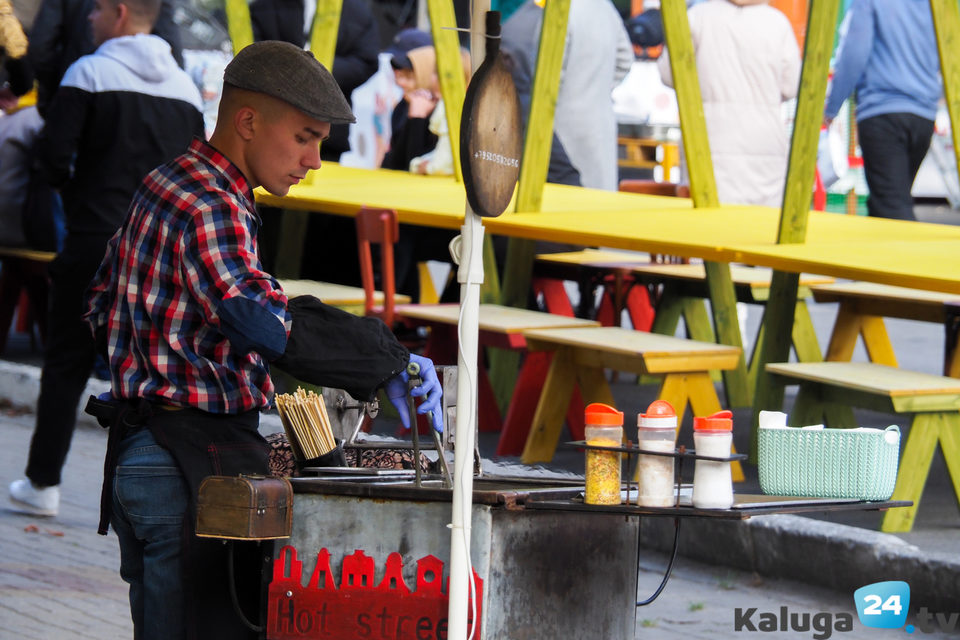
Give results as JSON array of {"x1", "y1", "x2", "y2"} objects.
[{"x1": 406, "y1": 361, "x2": 453, "y2": 488}]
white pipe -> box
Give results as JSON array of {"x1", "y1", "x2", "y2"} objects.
[
  {"x1": 447, "y1": 213, "x2": 484, "y2": 640},
  {"x1": 448, "y1": 5, "x2": 488, "y2": 638}
]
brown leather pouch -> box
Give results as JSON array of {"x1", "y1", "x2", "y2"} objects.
[{"x1": 196, "y1": 475, "x2": 293, "y2": 540}]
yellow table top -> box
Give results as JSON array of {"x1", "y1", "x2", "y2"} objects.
[{"x1": 256, "y1": 164, "x2": 960, "y2": 295}]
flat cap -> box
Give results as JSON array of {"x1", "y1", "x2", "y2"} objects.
[{"x1": 224, "y1": 41, "x2": 356, "y2": 124}]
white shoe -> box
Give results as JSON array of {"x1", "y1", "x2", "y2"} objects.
[{"x1": 9, "y1": 479, "x2": 59, "y2": 517}]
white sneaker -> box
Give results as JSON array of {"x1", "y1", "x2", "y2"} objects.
[{"x1": 9, "y1": 479, "x2": 59, "y2": 517}]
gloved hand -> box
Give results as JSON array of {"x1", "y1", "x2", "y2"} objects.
[{"x1": 384, "y1": 354, "x2": 444, "y2": 433}]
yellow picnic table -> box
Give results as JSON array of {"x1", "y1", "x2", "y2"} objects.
[{"x1": 256, "y1": 167, "x2": 960, "y2": 297}]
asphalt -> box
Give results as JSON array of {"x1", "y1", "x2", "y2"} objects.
[{"x1": 1, "y1": 204, "x2": 958, "y2": 636}]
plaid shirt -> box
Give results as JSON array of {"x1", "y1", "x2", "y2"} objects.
[{"x1": 85, "y1": 139, "x2": 290, "y2": 414}]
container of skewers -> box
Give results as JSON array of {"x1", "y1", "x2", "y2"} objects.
[{"x1": 275, "y1": 387, "x2": 347, "y2": 468}]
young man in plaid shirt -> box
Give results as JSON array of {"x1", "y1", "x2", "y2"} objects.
[{"x1": 83, "y1": 41, "x2": 444, "y2": 640}]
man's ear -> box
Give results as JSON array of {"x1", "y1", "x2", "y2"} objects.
[
  {"x1": 114, "y1": 1, "x2": 129, "y2": 26},
  {"x1": 234, "y1": 105, "x2": 257, "y2": 141}
]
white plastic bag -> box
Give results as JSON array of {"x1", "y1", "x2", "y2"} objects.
[{"x1": 817, "y1": 126, "x2": 847, "y2": 189}]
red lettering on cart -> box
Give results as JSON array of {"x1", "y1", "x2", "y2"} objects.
[{"x1": 267, "y1": 545, "x2": 483, "y2": 639}]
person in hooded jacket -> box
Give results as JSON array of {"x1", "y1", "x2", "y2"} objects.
[
  {"x1": 658, "y1": 0, "x2": 800, "y2": 207},
  {"x1": 27, "y1": 0, "x2": 182, "y2": 118},
  {"x1": 8, "y1": 0, "x2": 204, "y2": 518}
]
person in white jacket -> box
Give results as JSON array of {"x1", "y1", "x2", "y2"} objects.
[{"x1": 659, "y1": 0, "x2": 800, "y2": 207}]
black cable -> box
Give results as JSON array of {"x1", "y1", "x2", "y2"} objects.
[
  {"x1": 636, "y1": 516, "x2": 682, "y2": 607},
  {"x1": 227, "y1": 540, "x2": 265, "y2": 633}
]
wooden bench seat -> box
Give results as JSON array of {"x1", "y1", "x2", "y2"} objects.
[
  {"x1": 277, "y1": 279, "x2": 411, "y2": 310},
  {"x1": 809, "y1": 281, "x2": 960, "y2": 375},
  {"x1": 518, "y1": 326, "x2": 744, "y2": 480},
  {"x1": 766, "y1": 361, "x2": 960, "y2": 533},
  {"x1": 535, "y1": 255, "x2": 832, "y2": 407}
]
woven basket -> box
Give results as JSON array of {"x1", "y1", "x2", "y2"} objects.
[{"x1": 758, "y1": 426, "x2": 900, "y2": 500}]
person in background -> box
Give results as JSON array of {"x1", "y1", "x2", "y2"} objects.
[
  {"x1": 26, "y1": 0, "x2": 181, "y2": 117},
  {"x1": 0, "y1": 0, "x2": 43, "y2": 249},
  {"x1": 82, "y1": 40, "x2": 442, "y2": 639},
  {"x1": 498, "y1": 0, "x2": 580, "y2": 187},
  {"x1": 823, "y1": 0, "x2": 941, "y2": 221},
  {"x1": 8, "y1": 0, "x2": 203, "y2": 518},
  {"x1": 249, "y1": 0, "x2": 379, "y2": 162},
  {"x1": 249, "y1": 0, "x2": 379, "y2": 289},
  {"x1": 658, "y1": 0, "x2": 800, "y2": 207},
  {"x1": 381, "y1": 44, "x2": 439, "y2": 171},
  {"x1": 383, "y1": 26, "x2": 432, "y2": 154},
  {"x1": 381, "y1": 44, "x2": 466, "y2": 302},
  {"x1": 553, "y1": 0, "x2": 632, "y2": 191}
]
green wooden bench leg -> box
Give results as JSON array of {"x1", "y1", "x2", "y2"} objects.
[
  {"x1": 641, "y1": 290, "x2": 684, "y2": 386},
  {"x1": 938, "y1": 412, "x2": 960, "y2": 511},
  {"x1": 650, "y1": 289, "x2": 684, "y2": 335},
  {"x1": 747, "y1": 300, "x2": 823, "y2": 407},
  {"x1": 822, "y1": 400, "x2": 857, "y2": 429},
  {"x1": 791, "y1": 300, "x2": 823, "y2": 363},
  {"x1": 882, "y1": 413, "x2": 946, "y2": 532},
  {"x1": 789, "y1": 385, "x2": 824, "y2": 426},
  {"x1": 681, "y1": 297, "x2": 723, "y2": 384}
]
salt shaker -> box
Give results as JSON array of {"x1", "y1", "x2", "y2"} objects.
[
  {"x1": 584, "y1": 403, "x2": 624, "y2": 505},
  {"x1": 692, "y1": 410, "x2": 734, "y2": 509},
  {"x1": 637, "y1": 400, "x2": 677, "y2": 506}
]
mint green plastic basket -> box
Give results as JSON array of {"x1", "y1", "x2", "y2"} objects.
[{"x1": 758, "y1": 426, "x2": 900, "y2": 500}]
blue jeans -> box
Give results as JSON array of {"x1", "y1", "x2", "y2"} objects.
[{"x1": 112, "y1": 427, "x2": 188, "y2": 640}]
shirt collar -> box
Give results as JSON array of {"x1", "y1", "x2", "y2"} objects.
[{"x1": 188, "y1": 138, "x2": 257, "y2": 213}]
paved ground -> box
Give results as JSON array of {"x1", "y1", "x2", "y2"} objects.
[{"x1": 3, "y1": 407, "x2": 957, "y2": 640}]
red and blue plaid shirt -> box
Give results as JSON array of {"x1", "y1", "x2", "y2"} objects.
[{"x1": 85, "y1": 139, "x2": 290, "y2": 414}]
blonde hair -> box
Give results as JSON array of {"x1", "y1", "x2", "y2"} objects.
[{"x1": 405, "y1": 45, "x2": 473, "y2": 91}]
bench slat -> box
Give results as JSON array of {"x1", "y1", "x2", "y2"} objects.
[
  {"x1": 395, "y1": 303, "x2": 598, "y2": 334},
  {"x1": 278, "y1": 279, "x2": 411, "y2": 306},
  {"x1": 523, "y1": 326, "x2": 741, "y2": 374},
  {"x1": 767, "y1": 361, "x2": 960, "y2": 397}
]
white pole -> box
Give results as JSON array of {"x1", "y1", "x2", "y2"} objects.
[
  {"x1": 447, "y1": 213, "x2": 483, "y2": 640},
  {"x1": 448, "y1": 6, "x2": 488, "y2": 638}
]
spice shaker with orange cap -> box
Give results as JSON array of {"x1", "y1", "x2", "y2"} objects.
[
  {"x1": 692, "y1": 410, "x2": 735, "y2": 509},
  {"x1": 584, "y1": 403, "x2": 624, "y2": 505},
  {"x1": 637, "y1": 400, "x2": 678, "y2": 507}
]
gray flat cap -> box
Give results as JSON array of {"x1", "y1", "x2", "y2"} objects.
[{"x1": 224, "y1": 41, "x2": 356, "y2": 124}]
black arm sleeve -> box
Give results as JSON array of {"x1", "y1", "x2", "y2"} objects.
[{"x1": 271, "y1": 295, "x2": 409, "y2": 401}]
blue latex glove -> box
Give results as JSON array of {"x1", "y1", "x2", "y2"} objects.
[{"x1": 384, "y1": 354, "x2": 444, "y2": 433}]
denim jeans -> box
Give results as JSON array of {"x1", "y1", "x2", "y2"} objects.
[{"x1": 112, "y1": 427, "x2": 188, "y2": 640}]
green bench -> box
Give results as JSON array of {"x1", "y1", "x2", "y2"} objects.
[{"x1": 766, "y1": 361, "x2": 960, "y2": 532}]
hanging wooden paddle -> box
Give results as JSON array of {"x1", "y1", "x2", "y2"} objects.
[{"x1": 459, "y1": 11, "x2": 523, "y2": 218}]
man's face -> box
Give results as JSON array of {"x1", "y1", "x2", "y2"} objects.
[
  {"x1": 89, "y1": 0, "x2": 119, "y2": 47},
  {"x1": 246, "y1": 102, "x2": 330, "y2": 196}
]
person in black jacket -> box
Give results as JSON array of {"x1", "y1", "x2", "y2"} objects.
[
  {"x1": 249, "y1": 0, "x2": 379, "y2": 161},
  {"x1": 26, "y1": 0, "x2": 182, "y2": 117},
  {"x1": 8, "y1": 0, "x2": 204, "y2": 519},
  {"x1": 248, "y1": 0, "x2": 379, "y2": 287}
]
